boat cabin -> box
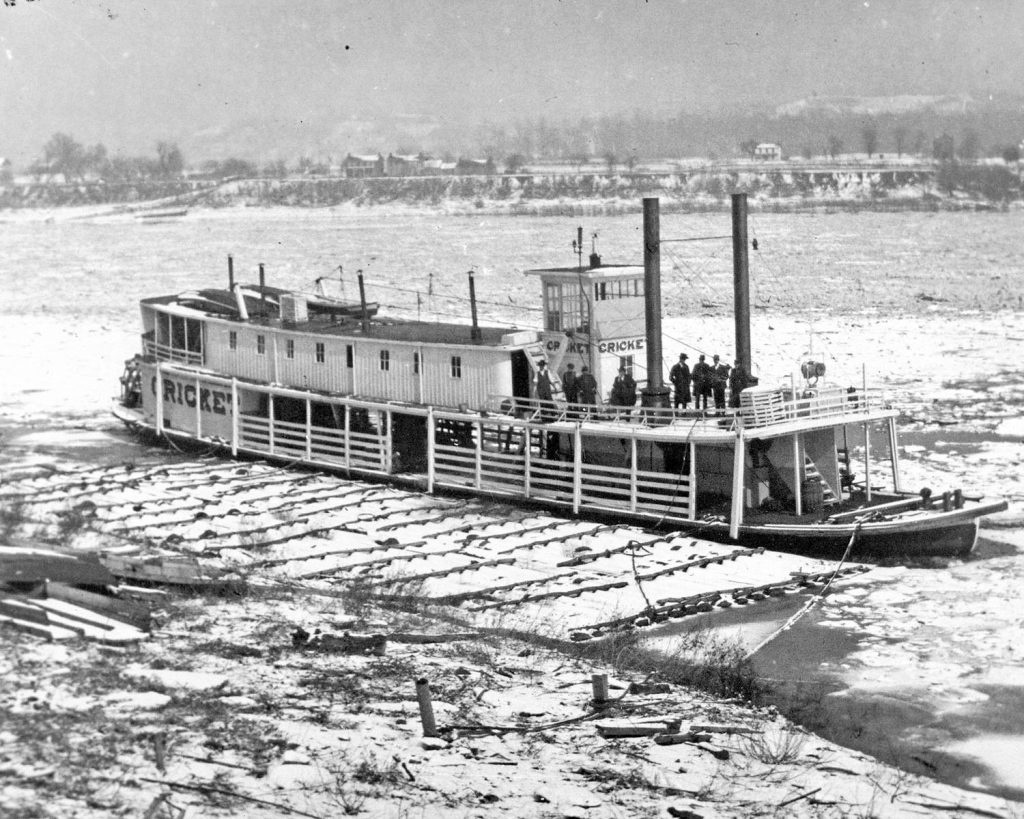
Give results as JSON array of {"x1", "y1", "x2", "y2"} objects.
[{"x1": 525, "y1": 261, "x2": 647, "y2": 399}]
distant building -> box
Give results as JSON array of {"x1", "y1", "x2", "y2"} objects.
[
  {"x1": 455, "y1": 157, "x2": 497, "y2": 175},
  {"x1": 422, "y1": 158, "x2": 457, "y2": 175},
  {"x1": 385, "y1": 153, "x2": 424, "y2": 176},
  {"x1": 342, "y1": 154, "x2": 385, "y2": 178},
  {"x1": 0, "y1": 157, "x2": 12, "y2": 184},
  {"x1": 753, "y1": 143, "x2": 783, "y2": 161}
]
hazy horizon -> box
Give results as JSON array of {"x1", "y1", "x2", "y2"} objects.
[{"x1": 2, "y1": 0, "x2": 1022, "y2": 165}]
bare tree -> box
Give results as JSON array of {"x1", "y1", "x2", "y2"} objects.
[
  {"x1": 603, "y1": 150, "x2": 618, "y2": 173},
  {"x1": 826, "y1": 135, "x2": 843, "y2": 160},
  {"x1": 504, "y1": 153, "x2": 528, "y2": 174},
  {"x1": 861, "y1": 122, "x2": 879, "y2": 158},
  {"x1": 893, "y1": 127, "x2": 907, "y2": 158},
  {"x1": 156, "y1": 142, "x2": 184, "y2": 177},
  {"x1": 43, "y1": 132, "x2": 85, "y2": 181}
]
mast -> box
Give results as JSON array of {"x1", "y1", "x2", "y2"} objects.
[
  {"x1": 731, "y1": 192, "x2": 752, "y2": 377},
  {"x1": 641, "y1": 197, "x2": 670, "y2": 409}
]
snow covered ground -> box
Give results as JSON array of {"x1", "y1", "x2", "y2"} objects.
[{"x1": 1, "y1": 204, "x2": 1022, "y2": 814}]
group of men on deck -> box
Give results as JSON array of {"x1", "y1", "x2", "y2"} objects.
[
  {"x1": 539, "y1": 352, "x2": 749, "y2": 414},
  {"x1": 669, "y1": 352, "x2": 750, "y2": 410}
]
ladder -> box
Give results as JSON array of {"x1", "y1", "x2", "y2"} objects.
[{"x1": 804, "y1": 457, "x2": 838, "y2": 504}]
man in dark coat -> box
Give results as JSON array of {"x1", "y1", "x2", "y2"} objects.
[
  {"x1": 576, "y1": 365, "x2": 598, "y2": 413},
  {"x1": 692, "y1": 354, "x2": 711, "y2": 410},
  {"x1": 668, "y1": 353, "x2": 691, "y2": 409},
  {"x1": 562, "y1": 363, "x2": 579, "y2": 404},
  {"x1": 609, "y1": 367, "x2": 637, "y2": 412},
  {"x1": 728, "y1": 359, "x2": 750, "y2": 408},
  {"x1": 711, "y1": 354, "x2": 730, "y2": 410},
  {"x1": 535, "y1": 360, "x2": 553, "y2": 404}
]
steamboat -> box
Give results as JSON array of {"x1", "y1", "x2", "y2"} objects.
[{"x1": 114, "y1": 195, "x2": 1007, "y2": 558}]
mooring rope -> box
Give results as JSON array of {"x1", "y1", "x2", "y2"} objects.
[{"x1": 743, "y1": 521, "x2": 863, "y2": 660}]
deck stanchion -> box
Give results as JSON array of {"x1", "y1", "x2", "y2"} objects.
[
  {"x1": 729, "y1": 425, "x2": 745, "y2": 540},
  {"x1": 305, "y1": 398, "x2": 312, "y2": 460},
  {"x1": 230, "y1": 378, "x2": 238, "y2": 455},
  {"x1": 688, "y1": 440, "x2": 697, "y2": 519},
  {"x1": 155, "y1": 364, "x2": 164, "y2": 437},
  {"x1": 344, "y1": 404, "x2": 351, "y2": 474},
  {"x1": 524, "y1": 422, "x2": 532, "y2": 499},
  {"x1": 864, "y1": 422, "x2": 872, "y2": 501},
  {"x1": 572, "y1": 423, "x2": 582, "y2": 514},
  {"x1": 195, "y1": 375, "x2": 202, "y2": 438},
  {"x1": 474, "y1": 417, "x2": 482, "y2": 490},
  {"x1": 793, "y1": 433, "x2": 803, "y2": 517},
  {"x1": 426, "y1": 407, "x2": 435, "y2": 492},
  {"x1": 267, "y1": 393, "x2": 275, "y2": 455},
  {"x1": 887, "y1": 416, "x2": 901, "y2": 493},
  {"x1": 629, "y1": 437, "x2": 638, "y2": 512}
]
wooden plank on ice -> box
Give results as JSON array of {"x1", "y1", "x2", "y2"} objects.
[
  {"x1": 0, "y1": 550, "x2": 116, "y2": 587},
  {"x1": 44, "y1": 581, "x2": 153, "y2": 631}
]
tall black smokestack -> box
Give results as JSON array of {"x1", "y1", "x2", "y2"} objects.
[
  {"x1": 731, "y1": 193, "x2": 751, "y2": 378},
  {"x1": 641, "y1": 197, "x2": 670, "y2": 410},
  {"x1": 468, "y1": 271, "x2": 482, "y2": 341}
]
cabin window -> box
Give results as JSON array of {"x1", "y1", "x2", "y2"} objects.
[
  {"x1": 346, "y1": 345, "x2": 354, "y2": 368},
  {"x1": 256, "y1": 335, "x2": 266, "y2": 355},
  {"x1": 380, "y1": 350, "x2": 390, "y2": 371},
  {"x1": 544, "y1": 281, "x2": 589, "y2": 333},
  {"x1": 450, "y1": 355, "x2": 462, "y2": 378},
  {"x1": 185, "y1": 318, "x2": 202, "y2": 353},
  {"x1": 413, "y1": 351, "x2": 420, "y2": 374},
  {"x1": 543, "y1": 283, "x2": 561, "y2": 331},
  {"x1": 619, "y1": 355, "x2": 634, "y2": 375},
  {"x1": 229, "y1": 331, "x2": 237, "y2": 351},
  {"x1": 286, "y1": 339, "x2": 295, "y2": 359},
  {"x1": 315, "y1": 342, "x2": 325, "y2": 363}
]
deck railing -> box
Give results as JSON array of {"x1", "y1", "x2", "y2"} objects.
[
  {"x1": 144, "y1": 338, "x2": 203, "y2": 367},
  {"x1": 484, "y1": 385, "x2": 882, "y2": 431}
]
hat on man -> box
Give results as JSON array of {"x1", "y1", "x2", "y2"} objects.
[{"x1": 679, "y1": 353, "x2": 688, "y2": 360}]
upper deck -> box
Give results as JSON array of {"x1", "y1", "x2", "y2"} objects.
[{"x1": 142, "y1": 285, "x2": 531, "y2": 349}]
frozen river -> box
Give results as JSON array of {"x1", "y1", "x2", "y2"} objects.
[{"x1": 1, "y1": 204, "x2": 1022, "y2": 799}]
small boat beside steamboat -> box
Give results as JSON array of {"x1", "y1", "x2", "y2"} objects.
[{"x1": 114, "y1": 195, "x2": 1007, "y2": 558}]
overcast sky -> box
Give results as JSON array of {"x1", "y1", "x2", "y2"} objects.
[{"x1": 2, "y1": 0, "x2": 1021, "y2": 164}]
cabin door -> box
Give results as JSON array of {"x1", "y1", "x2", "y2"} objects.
[{"x1": 511, "y1": 351, "x2": 531, "y2": 400}]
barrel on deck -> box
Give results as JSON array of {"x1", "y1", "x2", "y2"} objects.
[{"x1": 801, "y1": 478, "x2": 825, "y2": 513}]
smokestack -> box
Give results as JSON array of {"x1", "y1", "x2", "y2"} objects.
[
  {"x1": 258, "y1": 263, "x2": 266, "y2": 316},
  {"x1": 228, "y1": 254, "x2": 234, "y2": 290},
  {"x1": 468, "y1": 271, "x2": 482, "y2": 341},
  {"x1": 640, "y1": 197, "x2": 670, "y2": 410},
  {"x1": 357, "y1": 270, "x2": 370, "y2": 334},
  {"x1": 731, "y1": 193, "x2": 751, "y2": 378}
]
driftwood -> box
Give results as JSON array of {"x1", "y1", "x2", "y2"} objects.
[
  {"x1": 653, "y1": 731, "x2": 713, "y2": 746},
  {"x1": 140, "y1": 778, "x2": 318, "y2": 818},
  {"x1": 291, "y1": 627, "x2": 386, "y2": 655}
]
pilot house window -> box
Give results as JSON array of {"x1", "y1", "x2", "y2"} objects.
[
  {"x1": 256, "y1": 335, "x2": 266, "y2": 355},
  {"x1": 315, "y1": 342, "x2": 325, "y2": 363},
  {"x1": 380, "y1": 350, "x2": 390, "y2": 371},
  {"x1": 543, "y1": 282, "x2": 589, "y2": 334},
  {"x1": 286, "y1": 339, "x2": 296, "y2": 359},
  {"x1": 450, "y1": 356, "x2": 462, "y2": 378}
]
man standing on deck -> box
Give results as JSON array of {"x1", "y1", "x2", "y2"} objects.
[
  {"x1": 712, "y1": 355, "x2": 730, "y2": 410},
  {"x1": 692, "y1": 354, "x2": 711, "y2": 410},
  {"x1": 535, "y1": 360, "x2": 553, "y2": 405},
  {"x1": 562, "y1": 363, "x2": 579, "y2": 414},
  {"x1": 669, "y1": 353, "x2": 691, "y2": 409},
  {"x1": 576, "y1": 365, "x2": 597, "y2": 415},
  {"x1": 609, "y1": 367, "x2": 637, "y2": 415},
  {"x1": 729, "y1": 359, "x2": 750, "y2": 408}
]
